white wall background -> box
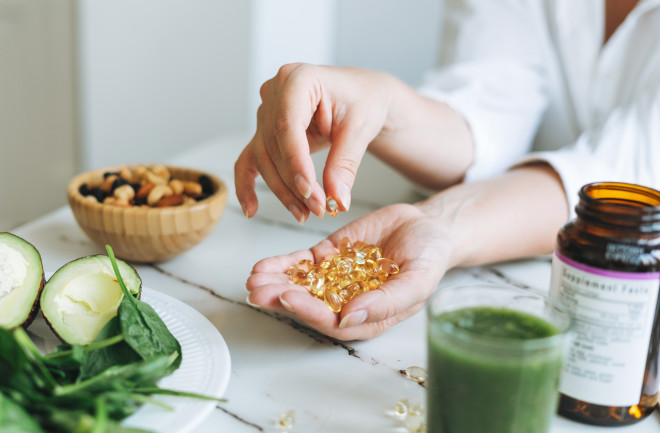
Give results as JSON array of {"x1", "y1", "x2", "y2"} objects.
[{"x1": 0, "y1": 0, "x2": 444, "y2": 230}]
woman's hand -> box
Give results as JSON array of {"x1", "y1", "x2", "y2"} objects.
[
  {"x1": 234, "y1": 63, "x2": 394, "y2": 224},
  {"x1": 245, "y1": 203, "x2": 451, "y2": 340}
]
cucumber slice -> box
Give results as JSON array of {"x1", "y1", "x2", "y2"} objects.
[
  {"x1": 0, "y1": 233, "x2": 45, "y2": 329},
  {"x1": 41, "y1": 255, "x2": 141, "y2": 345}
]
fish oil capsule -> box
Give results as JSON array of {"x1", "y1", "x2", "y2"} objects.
[
  {"x1": 324, "y1": 287, "x2": 343, "y2": 313},
  {"x1": 405, "y1": 366, "x2": 428, "y2": 383},
  {"x1": 318, "y1": 259, "x2": 332, "y2": 269},
  {"x1": 375, "y1": 270, "x2": 389, "y2": 282},
  {"x1": 349, "y1": 269, "x2": 366, "y2": 283},
  {"x1": 327, "y1": 197, "x2": 339, "y2": 216},
  {"x1": 338, "y1": 274, "x2": 352, "y2": 288},
  {"x1": 377, "y1": 257, "x2": 400, "y2": 274},
  {"x1": 336, "y1": 258, "x2": 354, "y2": 274},
  {"x1": 339, "y1": 237, "x2": 351, "y2": 252},
  {"x1": 366, "y1": 276, "x2": 383, "y2": 290},
  {"x1": 362, "y1": 259, "x2": 377, "y2": 273},
  {"x1": 367, "y1": 247, "x2": 382, "y2": 261},
  {"x1": 288, "y1": 267, "x2": 308, "y2": 285},
  {"x1": 297, "y1": 259, "x2": 313, "y2": 272},
  {"x1": 308, "y1": 275, "x2": 325, "y2": 296},
  {"x1": 347, "y1": 281, "x2": 364, "y2": 296},
  {"x1": 325, "y1": 270, "x2": 339, "y2": 283},
  {"x1": 393, "y1": 398, "x2": 410, "y2": 419},
  {"x1": 355, "y1": 250, "x2": 367, "y2": 265},
  {"x1": 277, "y1": 409, "x2": 295, "y2": 430}
]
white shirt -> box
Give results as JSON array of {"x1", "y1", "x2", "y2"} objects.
[{"x1": 418, "y1": 0, "x2": 660, "y2": 215}]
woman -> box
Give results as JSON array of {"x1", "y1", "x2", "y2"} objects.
[{"x1": 235, "y1": 0, "x2": 659, "y2": 340}]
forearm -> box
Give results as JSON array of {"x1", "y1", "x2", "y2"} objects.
[
  {"x1": 368, "y1": 74, "x2": 474, "y2": 190},
  {"x1": 417, "y1": 163, "x2": 569, "y2": 268}
]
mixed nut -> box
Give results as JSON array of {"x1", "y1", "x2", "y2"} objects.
[{"x1": 78, "y1": 165, "x2": 214, "y2": 208}]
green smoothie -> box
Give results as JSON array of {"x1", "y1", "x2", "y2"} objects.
[{"x1": 427, "y1": 307, "x2": 564, "y2": 433}]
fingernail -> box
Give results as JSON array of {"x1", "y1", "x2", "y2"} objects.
[
  {"x1": 337, "y1": 183, "x2": 351, "y2": 211},
  {"x1": 279, "y1": 294, "x2": 295, "y2": 313},
  {"x1": 339, "y1": 309, "x2": 367, "y2": 328},
  {"x1": 305, "y1": 196, "x2": 326, "y2": 218},
  {"x1": 245, "y1": 295, "x2": 260, "y2": 308},
  {"x1": 294, "y1": 174, "x2": 312, "y2": 199},
  {"x1": 288, "y1": 203, "x2": 305, "y2": 225},
  {"x1": 240, "y1": 202, "x2": 249, "y2": 218}
]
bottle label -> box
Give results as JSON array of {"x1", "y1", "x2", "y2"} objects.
[{"x1": 550, "y1": 251, "x2": 659, "y2": 407}]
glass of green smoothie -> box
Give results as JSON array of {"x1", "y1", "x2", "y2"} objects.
[{"x1": 426, "y1": 283, "x2": 571, "y2": 433}]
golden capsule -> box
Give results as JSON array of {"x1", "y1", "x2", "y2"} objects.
[
  {"x1": 375, "y1": 270, "x2": 389, "y2": 282},
  {"x1": 309, "y1": 276, "x2": 325, "y2": 296},
  {"x1": 405, "y1": 366, "x2": 428, "y2": 383},
  {"x1": 324, "y1": 288, "x2": 343, "y2": 313},
  {"x1": 277, "y1": 409, "x2": 295, "y2": 430},
  {"x1": 349, "y1": 269, "x2": 366, "y2": 282},
  {"x1": 366, "y1": 276, "x2": 383, "y2": 290},
  {"x1": 338, "y1": 274, "x2": 353, "y2": 288},
  {"x1": 325, "y1": 270, "x2": 339, "y2": 283},
  {"x1": 319, "y1": 259, "x2": 332, "y2": 269},
  {"x1": 288, "y1": 267, "x2": 308, "y2": 285},
  {"x1": 346, "y1": 281, "x2": 364, "y2": 296},
  {"x1": 355, "y1": 250, "x2": 367, "y2": 265},
  {"x1": 297, "y1": 259, "x2": 313, "y2": 272},
  {"x1": 377, "y1": 257, "x2": 399, "y2": 275},
  {"x1": 337, "y1": 288, "x2": 352, "y2": 303},
  {"x1": 339, "y1": 237, "x2": 351, "y2": 252},
  {"x1": 362, "y1": 259, "x2": 377, "y2": 273},
  {"x1": 367, "y1": 247, "x2": 382, "y2": 261},
  {"x1": 336, "y1": 258, "x2": 354, "y2": 274},
  {"x1": 327, "y1": 197, "x2": 339, "y2": 216}
]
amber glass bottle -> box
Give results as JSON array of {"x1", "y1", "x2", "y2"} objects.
[{"x1": 550, "y1": 182, "x2": 660, "y2": 425}]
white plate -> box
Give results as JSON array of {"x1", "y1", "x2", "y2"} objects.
[{"x1": 28, "y1": 286, "x2": 231, "y2": 433}]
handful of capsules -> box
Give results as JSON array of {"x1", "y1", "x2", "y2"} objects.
[{"x1": 287, "y1": 237, "x2": 399, "y2": 313}]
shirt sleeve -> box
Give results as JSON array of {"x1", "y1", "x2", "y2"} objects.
[
  {"x1": 516, "y1": 88, "x2": 660, "y2": 217},
  {"x1": 417, "y1": 0, "x2": 550, "y2": 183}
]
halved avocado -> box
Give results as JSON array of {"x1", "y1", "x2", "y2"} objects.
[
  {"x1": 0, "y1": 233, "x2": 45, "y2": 329},
  {"x1": 41, "y1": 255, "x2": 142, "y2": 345}
]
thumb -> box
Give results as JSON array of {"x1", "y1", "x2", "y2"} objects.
[{"x1": 338, "y1": 274, "x2": 429, "y2": 329}]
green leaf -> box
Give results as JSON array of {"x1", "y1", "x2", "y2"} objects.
[
  {"x1": 55, "y1": 352, "x2": 178, "y2": 397},
  {"x1": 106, "y1": 245, "x2": 182, "y2": 374},
  {"x1": 0, "y1": 391, "x2": 45, "y2": 433},
  {"x1": 78, "y1": 316, "x2": 140, "y2": 381}
]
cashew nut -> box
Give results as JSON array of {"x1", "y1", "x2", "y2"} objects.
[
  {"x1": 113, "y1": 184, "x2": 135, "y2": 201},
  {"x1": 147, "y1": 184, "x2": 173, "y2": 206}
]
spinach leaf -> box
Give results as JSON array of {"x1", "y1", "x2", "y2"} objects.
[
  {"x1": 0, "y1": 391, "x2": 44, "y2": 433},
  {"x1": 78, "y1": 316, "x2": 140, "y2": 381},
  {"x1": 106, "y1": 245, "x2": 182, "y2": 374}
]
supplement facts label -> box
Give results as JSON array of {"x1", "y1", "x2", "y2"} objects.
[{"x1": 550, "y1": 252, "x2": 659, "y2": 407}]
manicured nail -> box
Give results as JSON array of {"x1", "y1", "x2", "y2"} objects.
[
  {"x1": 240, "y1": 202, "x2": 249, "y2": 218},
  {"x1": 245, "y1": 295, "x2": 260, "y2": 308},
  {"x1": 279, "y1": 294, "x2": 295, "y2": 313},
  {"x1": 337, "y1": 183, "x2": 351, "y2": 211},
  {"x1": 287, "y1": 203, "x2": 305, "y2": 224},
  {"x1": 294, "y1": 174, "x2": 312, "y2": 199},
  {"x1": 339, "y1": 310, "x2": 368, "y2": 328},
  {"x1": 304, "y1": 196, "x2": 325, "y2": 218}
]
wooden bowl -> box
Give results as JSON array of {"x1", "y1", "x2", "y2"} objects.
[{"x1": 67, "y1": 164, "x2": 227, "y2": 263}]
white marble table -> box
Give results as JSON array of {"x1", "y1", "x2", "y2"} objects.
[{"x1": 12, "y1": 134, "x2": 659, "y2": 432}]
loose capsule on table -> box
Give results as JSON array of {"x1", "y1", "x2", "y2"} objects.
[{"x1": 286, "y1": 237, "x2": 399, "y2": 313}]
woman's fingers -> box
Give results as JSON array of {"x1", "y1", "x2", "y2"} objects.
[{"x1": 234, "y1": 141, "x2": 260, "y2": 218}]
